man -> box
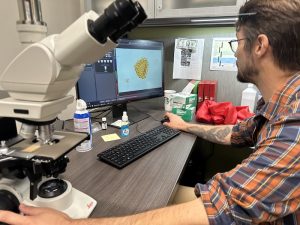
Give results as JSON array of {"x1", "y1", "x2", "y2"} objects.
[{"x1": 0, "y1": 0, "x2": 299, "y2": 224}]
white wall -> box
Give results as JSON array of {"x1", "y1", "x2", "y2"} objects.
[
  {"x1": 0, "y1": 0, "x2": 81, "y2": 76},
  {"x1": 0, "y1": 1, "x2": 23, "y2": 78},
  {"x1": 0, "y1": 0, "x2": 82, "y2": 120}
]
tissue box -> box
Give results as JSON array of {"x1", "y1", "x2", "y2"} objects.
[
  {"x1": 172, "y1": 93, "x2": 197, "y2": 110},
  {"x1": 172, "y1": 106, "x2": 196, "y2": 122}
]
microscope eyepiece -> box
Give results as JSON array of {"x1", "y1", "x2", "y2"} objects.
[
  {"x1": 88, "y1": 0, "x2": 147, "y2": 44},
  {"x1": 109, "y1": 1, "x2": 147, "y2": 42}
]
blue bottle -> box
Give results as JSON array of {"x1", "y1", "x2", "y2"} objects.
[{"x1": 120, "y1": 111, "x2": 129, "y2": 137}]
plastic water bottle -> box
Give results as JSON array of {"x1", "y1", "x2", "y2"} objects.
[
  {"x1": 73, "y1": 99, "x2": 92, "y2": 152},
  {"x1": 120, "y1": 111, "x2": 129, "y2": 137},
  {"x1": 241, "y1": 83, "x2": 258, "y2": 113}
]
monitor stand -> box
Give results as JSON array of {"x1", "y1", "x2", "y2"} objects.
[{"x1": 108, "y1": 103, "x2": 149, "y2": 125}]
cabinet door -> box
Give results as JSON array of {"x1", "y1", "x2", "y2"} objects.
[
  {"x1": 155, "y1": 0, "x2": 246, "y2": 18},
  {"x1": 82, "y1": 0, "x2": 154, "y2": 19}
]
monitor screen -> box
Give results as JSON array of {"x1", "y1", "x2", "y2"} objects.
[{"x1": 76, "y1": 39, "x2": 164, "y2": 119}]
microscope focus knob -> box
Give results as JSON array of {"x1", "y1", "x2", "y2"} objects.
[{"x1": 0, "y1": 190, "x2": 20, "y2": 213}]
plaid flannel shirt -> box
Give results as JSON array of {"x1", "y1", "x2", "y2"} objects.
[{"x1": 195, "y1": 73, "x2": 300, "y2": 224}]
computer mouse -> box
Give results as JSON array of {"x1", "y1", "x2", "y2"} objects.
[{"x1": 160, "y1": 116, "x2": 170, "y2": 124}]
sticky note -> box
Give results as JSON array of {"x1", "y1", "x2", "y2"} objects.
[{"x1": 101, "y1": 133, "x2": 121, "y2": 142}]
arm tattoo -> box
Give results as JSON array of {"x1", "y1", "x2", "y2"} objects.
[{"x1": 187, "y1": 125, "x2": 232, "y2": 145}]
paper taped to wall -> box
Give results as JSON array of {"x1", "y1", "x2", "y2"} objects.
[
  {"x1": 210, "y1": 37, "x2": 237, "y2": 72},
  {"x1": 173, "y1": 38, "x2": 204, "y2": 80}
]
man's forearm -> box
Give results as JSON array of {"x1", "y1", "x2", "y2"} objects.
[
  {"x1": 72, "y1": 199, "x2": 209, "y2": 225},
  {"x1": 185, "y1": 123, "x2": 233, "y2": 145}
]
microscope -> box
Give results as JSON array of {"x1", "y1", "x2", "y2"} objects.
[{"x1": 0, "y1": 0, "x2": 146, "y2": 218}]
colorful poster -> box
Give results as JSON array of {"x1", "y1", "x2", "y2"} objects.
[{"x1": 210, "y1": 38, "x2": 237, "y2": 72}]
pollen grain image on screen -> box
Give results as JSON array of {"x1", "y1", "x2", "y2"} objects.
[
  {"x1": 116, "y1": 48, "x2": 162, "y2": 94},
  {"x1": 135, "y1": 57, "x2": 149, "y2": 79}
]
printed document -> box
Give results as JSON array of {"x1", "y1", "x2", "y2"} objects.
[{"x1": 173, "y1": 38, "x2": 204, "y2": 80}]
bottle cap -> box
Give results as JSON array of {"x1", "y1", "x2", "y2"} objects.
[
  {"x1": 102, "y1": 117, "x2": 107, "y2": 122},
  {"x1": 248, "y1": 83, "x2": 254, "y2": 88},
  {"x1": 122, "y1": 111, "x2": 128, "y2": 122},
  {"x1": 76, "y1": 99, "x2": 87, "y2": 111}
]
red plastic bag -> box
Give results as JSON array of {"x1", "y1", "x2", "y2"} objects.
[{"x1": 196, "y1": 100, "x2": 254, "y2": 125}]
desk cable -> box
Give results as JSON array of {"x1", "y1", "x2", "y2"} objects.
[
  {"x1": 90, "y1": 107, "x2": 112, "y2": 120},
  {"x1": 129, "y1": 105, "x2": 161, "y2": 134}
]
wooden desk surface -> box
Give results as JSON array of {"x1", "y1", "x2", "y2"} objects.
[{"x1": 62, "y1": 104, "x2": 197, "y2": 217}]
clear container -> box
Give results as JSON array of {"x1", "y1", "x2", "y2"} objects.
[
  {"x1": 241, "y1": 83, "x2": 258, "y2": 113},
  {"x1": 73, "y1": 99, "x2": 92, "y2": 152}
]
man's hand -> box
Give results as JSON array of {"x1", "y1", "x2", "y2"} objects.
[
  {"x1": 0, "y1": 204, "x2": 72, "y2": 225},
  {"x1": 164, "y1": 112, "x2": 233, "y2": 145},
  {"x1": 163, "y1": 112, "x2": 189, "y2": 131}
]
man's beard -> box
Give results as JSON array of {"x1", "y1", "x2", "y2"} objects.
[{"x1": 236, "y1": 55, "x2": 259, "y2": 83}]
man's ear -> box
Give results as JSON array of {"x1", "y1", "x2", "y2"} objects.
[{"x1": 255, "y1": 34, "x2": 269, "y2": 57}]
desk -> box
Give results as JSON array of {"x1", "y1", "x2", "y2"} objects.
[{"x1": 62, "y1": 103, "x2": 197, "y2": 217}]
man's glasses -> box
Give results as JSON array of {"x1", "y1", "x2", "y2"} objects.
[{"x1": 228, "y1": 38, "x2": 248, "y2": 53}]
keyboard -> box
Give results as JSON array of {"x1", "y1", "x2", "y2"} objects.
[{"x1": 97, "y1": 125, "x2": 181, "y2": 169}]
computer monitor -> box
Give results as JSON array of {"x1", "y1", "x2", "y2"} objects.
[{"x1": 76, "y1": 39, "x2": 164, "y2": 123}]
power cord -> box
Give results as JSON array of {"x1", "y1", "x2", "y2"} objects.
[
  {"x1": 129, "y1": 105, "x2": 161, "y2": 122},
  {"x1": 128, "y1": 105, "x2": 162, "y2": 134},
  {"x1": 134, "y1": 121, "x2": 144, "y2": 134},
  {"x1": 90, "y1": 108, "x2": 112, "y2": 119}
]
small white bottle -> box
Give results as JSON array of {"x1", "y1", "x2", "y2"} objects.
[
  {"x1": 241, "y1": 83, "x2": 258, "y2": 113},
  {"x1": 101, "y1": 117, "x2": 107, "y2": 130},
  {"x1": 120, "y1": 111, "x2": 129, "y2": 137},
  {"x1": 73, "y1": 99, "x2": 92, "y2": 152},
  {"x1": 0, "y1": 141, "x2": 8, "y2": 154}
]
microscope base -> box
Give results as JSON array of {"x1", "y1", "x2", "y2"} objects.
[
  {"x1": 23, "y1": 179, "x2": 97, "y2": 219},
  {"x1": 0, "y1": 178, "x2": 97, "y2": 218}
]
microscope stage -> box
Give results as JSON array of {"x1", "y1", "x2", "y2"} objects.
[{"x1": 6, "y1": 131, "x2": 88, "y2": 160}]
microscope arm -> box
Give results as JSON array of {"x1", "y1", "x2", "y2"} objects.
[
  {"x1": 0, "y1": 0, "x2": 147, "y2": 203},
  {"x1": 0, "y1": 0, "x2": 147, "y2": 122}
]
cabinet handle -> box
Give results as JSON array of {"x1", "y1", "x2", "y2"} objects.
[{"x1": 156, "y1": 0, "x2": 162, "y2": 10}]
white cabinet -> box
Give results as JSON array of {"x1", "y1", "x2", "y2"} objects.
[
  {"x1": 81, "y1": 0, "x2": 247, "y2": 26},
  {"x1": 155, "y1": 0, "x2": 247, "y2": 18},
  {"x1": 81, "y1": 0, "x2": 155, "y2": 19}
]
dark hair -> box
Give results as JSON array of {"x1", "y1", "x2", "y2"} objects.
[{"x1": 236, "y1": 0, "x2": 300, "y2": 71}]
